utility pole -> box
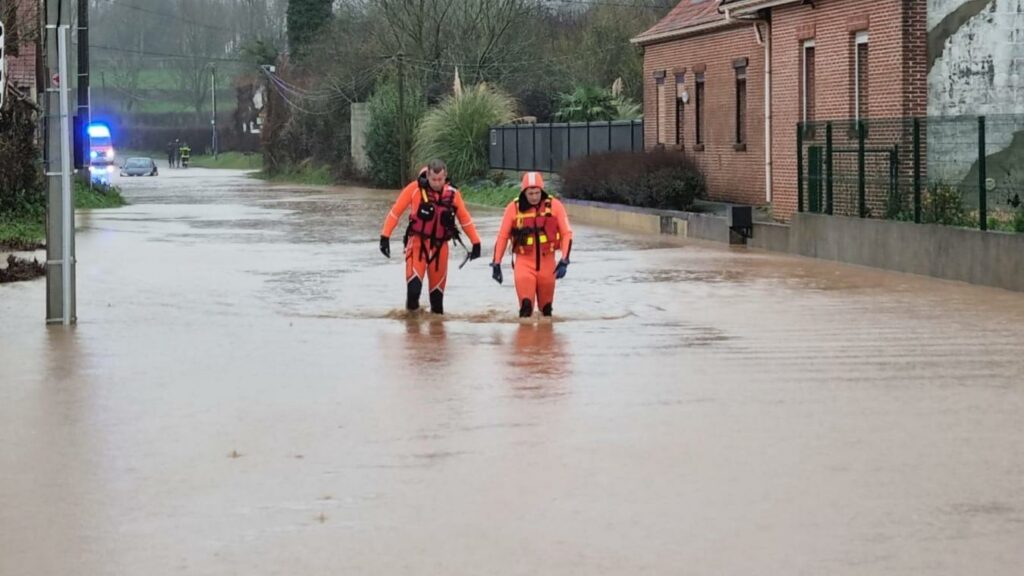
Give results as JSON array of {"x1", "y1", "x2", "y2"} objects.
[
  {"x1": 77, "y1": 0, "x2": 89, "y2": 167},
  {"x1": 211, "y1": 64, "x2": 217, "y2": 158},
  {"x1": 44, "y1": 0, "x2": 76, "y2": 325},
  {"x1": 396, "y1": 52, "x2": 406, "y2": 186}
]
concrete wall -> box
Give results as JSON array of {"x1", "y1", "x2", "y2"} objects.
[
  {"x1": 564, "y1": 199, "x2": 739, "y2": 243},
  {"x1": 564, "y1": 200, "x2": 689, "y2": 239},
  {"x1": 791, "y1": 213, "x2": 1024, "y2": 292},
  {"x1": 560, "y1": 198, "x2": 1024, "y2": 292},
  {"x1": 350, "y1": 103, "x2": 370, "y2": 174}
]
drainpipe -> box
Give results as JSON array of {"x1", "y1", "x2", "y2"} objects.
[
  {"x1": 724, "y1": 4, "x2": 773, "y2": 205},
  {"x1": 754, "y1": 21, "x2": 773, "y2": 204}
]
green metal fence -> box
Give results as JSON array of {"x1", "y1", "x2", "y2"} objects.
[{"x1": 797, "y1": 116, "x2": 1024, "y2": 232}]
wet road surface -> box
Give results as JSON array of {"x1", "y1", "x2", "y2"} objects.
[{"x1": 2, "y1": 165, "x2": 1024, "y2": 575}]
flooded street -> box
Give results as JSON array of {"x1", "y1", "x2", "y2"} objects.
[{"x1": 2, "y1": 166, "x2": 1024, "y2": 575}]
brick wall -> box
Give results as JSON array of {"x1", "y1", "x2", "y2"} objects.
[
  {"x1": 771, "y1": 0, "x2": 910, "y2": 219},
  {"x1": 5, "y1": 0, "x2": 40, "y2": 99},
  {"x1": 902, "y1": 0, "x2": 927, "y2": 118},
  {"x1": 641, "y1": 0, "x2": 927, "y2": 219},
  {"x1": 643, "y1": 23, "x2": 766, "y2": 207}
]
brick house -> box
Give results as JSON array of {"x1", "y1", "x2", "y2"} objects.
[
  {"x1": 3, "y1": 0, "x2": 41, "y2": 104},
  {"x1": 633, "y1": 0, "x2": 927, "y2": 219}
]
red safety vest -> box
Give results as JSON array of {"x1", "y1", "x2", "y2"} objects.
[{"x1": 408, "y1": 185, "x2": 457, "y2": 242}]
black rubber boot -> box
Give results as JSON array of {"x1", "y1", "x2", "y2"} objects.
[
  {"x1": 429, "y1": 289, "x2": 444, "y2": 314},
  {"x1": 406, "y1": 278, "x2": 422, "y2": 311},
  {"x1": 519, "y1": 299, "x2": 533, "y2": 318},
  {"x1": 541, "y1": 303, "x2": 553, "y2": 317}
]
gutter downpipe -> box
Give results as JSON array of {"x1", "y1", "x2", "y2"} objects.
[
  {"x1": 762, "y1": 21, "x2": 772, "y2": 203},
  {"x1": 725, "y1": 7, "x2": 773, "y2": 204}
]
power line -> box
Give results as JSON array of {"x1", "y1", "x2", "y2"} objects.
[
  {"x1": 89, "y1": 43, "x2": 246, "y2": 63},
  {"x1": 104, "y1": 0, "x2": 239, "y2": 35},
  {"x1": 403, "y1": 39, "x2": 639, "y2": 72},
  {"x1": 546, "y1": 0, "x2": 672, "y2": 8},
  {"x1": 259, "y1": 57, "x2": 395, "y2": 114}
]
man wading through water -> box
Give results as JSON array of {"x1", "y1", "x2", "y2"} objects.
[{"x1": 380, "y1": 159, "x2": 482, "y2": 314}]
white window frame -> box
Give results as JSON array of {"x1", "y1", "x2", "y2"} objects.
[
  {"x1": 854, "y1": 32, "x2": 869, "y2": 121},
  {"x1": 802, "y1": 40, "x2": 815, "y2": 123}
]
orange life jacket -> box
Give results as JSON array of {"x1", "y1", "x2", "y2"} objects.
[{"x1": 512, "y1": 198, "x2": 560, "y2": 257}]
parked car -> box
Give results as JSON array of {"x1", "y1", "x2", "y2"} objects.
[{"x1": 120, "y1": 157, "x2": 159, "y2": 177}]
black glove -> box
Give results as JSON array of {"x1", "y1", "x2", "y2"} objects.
[
  {"x1": 470, "y1": 243, "x2": 481, "y2": 260},
  {"x1": 417, "y1": 172, "x2": 429, "y2": 190},
  {"x1": 490, "y1": 263, "x2": 503, "y2": 284},
  {"x1": 555, "y1": 259, "x2": 569, "y2": 279},
  {"x1": 379, "y1": 235, "x2": 390, "y2": 258}
]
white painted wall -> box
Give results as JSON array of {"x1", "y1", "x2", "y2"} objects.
[{"x1": 928, "y1": 0, "x2": 1024, "y2": 184}]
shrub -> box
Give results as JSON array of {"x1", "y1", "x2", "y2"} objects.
[
  {"x1": 560, "y1": 150, "x2": 706, "y2": 211},
  {"x1": 366, "y1": 75, "x2": 426, "y2": 188},
  {"x1": 0, "y1": 96, "x2": 45, "y2": 219},
  {"x1": 922, "y1": 182, "x2": 969, "y2": 227},
  {"x1": 554, "y1": 85, "x2": 642, "y2": 122},
  {"x1": 412, "y1": 84, "x2": 516, "y2": 185},
  {"x1": 1014, "y1": 207, "x2": 1024, "y2": 233}
]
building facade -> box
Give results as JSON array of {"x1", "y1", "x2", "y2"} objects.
[
  {"x1": 634, "y1": 0, "x2": 927, "y2": 219},
  {"x1": 3, "y1": 0, "x2": 41, "y2": 104}
]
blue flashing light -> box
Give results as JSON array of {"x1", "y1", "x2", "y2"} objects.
[{"x1": 86, "y1": 123, "x2": 111, "y2": 138}]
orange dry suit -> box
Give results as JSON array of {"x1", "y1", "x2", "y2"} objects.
[
  {"x1": 492, "y1": 192, "x2": 573, "y2": 317},
  {"x1": 381, "y1": 178, "x2": 481, "y2": 313}
]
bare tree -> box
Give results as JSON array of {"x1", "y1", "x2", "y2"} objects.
[
  {"x1": 92, "y1": 0, "x2": 158, "y2": 112},
  {"x1": 174, "y1": 0, "x2": 231, "y2": 119}
]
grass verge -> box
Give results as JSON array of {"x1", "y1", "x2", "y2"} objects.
[
  {"x1": 252, "y1": 164, "x2": 334, "y2": 186},
  {"x1": 458, "y1": 183, "x2": 519, "y2": 208},
  {"x1": 189, "y1": 152, "x2": 263, "y2": 170},
  {"x1": 0, "y1": 182, "x2": 127, "y2": 250}
]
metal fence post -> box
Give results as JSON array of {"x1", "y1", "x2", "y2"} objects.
[
  {"x1": 608, "y1": 121, "x2": 613, "y2": 152},
  {"x1": 913, "y1": 117, "x2": 921, "y2": 223},
  {"x1": 501, "y1": 126, "x2": 506, "y2": 170},
  {"x1": 858, "y1": 120, "x2": 867, "y2": 218},
  {"x1": 531, "y1": 124, "x2": 537, "y2": 171},
  {"x1": 549, "y1": 124, "x2": 554, "y2": 172},
  {"x1": 515, "y1": 123, "x2": 520, "y2": 170},
  {"x1": 630, "y1": 120, "x2": 635, "y2": 151},
  {"x1": 567, "y1": 122, "x2": 572, "y2": 162},
  {"x1": 586, "y1": 120, "x2": 591, "y2": 156},
  {"x1": 826, "y1": 122, "x2": 834, "y2": 215},
  {"x1": 797, "y1": 123, "x2": 805, "y2": 213},
  {"x1": 890, "y1": 145, "x2": 900, "y2": 218},
  {"x1": 978, "y1": 115, "x2": 987, "y2": 231}
]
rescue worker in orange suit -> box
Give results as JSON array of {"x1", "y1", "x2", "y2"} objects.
[
  {"x1": 490, "y1": 172, "x2": 573, "y2": 318},
  {"x1": 380, "y1": 159, "x2": 481, "y2": 314}
]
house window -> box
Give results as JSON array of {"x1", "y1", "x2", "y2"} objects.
[
  {"x1": 675, "y1": 74, "x2": 685, "y2": 147},
  {"x1": 854, "y1": 32, "x2": 869, "y2": 121},
  {"x1": 695, "y1": 73, "x2": 705, "y2": 147},
  {"x1": 735, "y1": 66, "x2": 747, "y2": 146},
  {"x1": 802, "y1": 40, "x2": 815, "y2": 123},
  {"x1": 656, "y1": 77, "x2": 666, "y2": 145}
]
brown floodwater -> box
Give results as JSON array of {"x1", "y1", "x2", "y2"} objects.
[{"x1": 2, "y1": 164, "x2": 1023, "y2": 575}]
